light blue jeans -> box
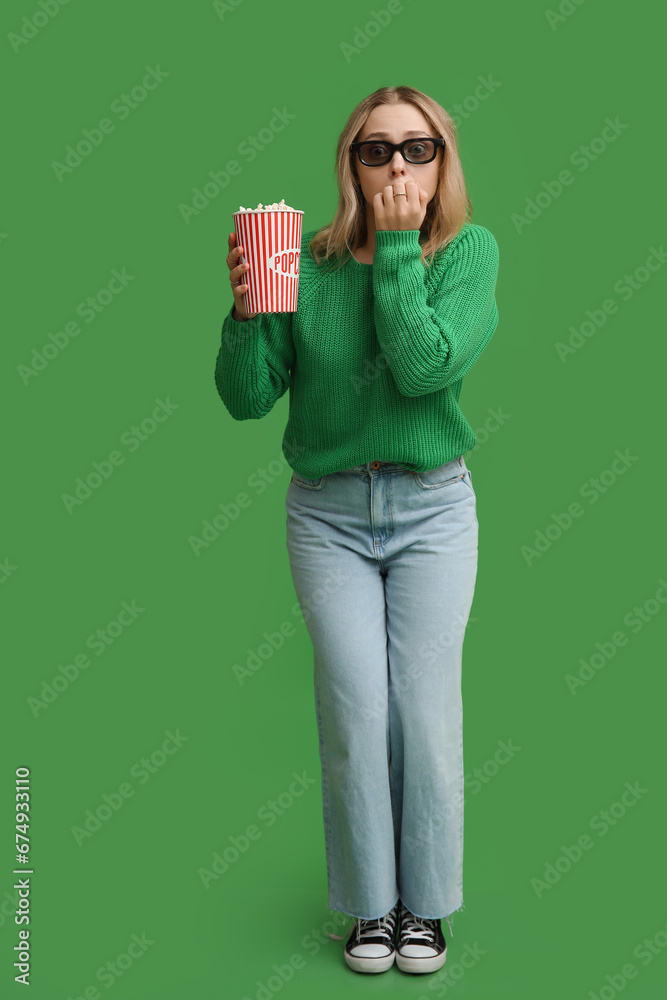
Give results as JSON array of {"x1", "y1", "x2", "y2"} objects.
[{"x1": 285, "y1": 455, "x2": 478, "y2": 922}]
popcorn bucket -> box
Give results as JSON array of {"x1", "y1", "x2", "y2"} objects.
[{"x1": 233, "y1": 208, "x2": 304, "y2": 313}]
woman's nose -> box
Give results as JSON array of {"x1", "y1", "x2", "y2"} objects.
[{"x1": 390, "y1": 152, "x2": 408, "y2": 174}]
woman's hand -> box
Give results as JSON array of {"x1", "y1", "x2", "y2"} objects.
[
  {"x1": 227, "y1": 232, "x2": 258, "y2": 322},
  {"x1": 373, "y1": 179, "x2": 429, "y2": 232}
]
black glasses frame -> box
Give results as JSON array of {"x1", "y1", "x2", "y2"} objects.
[{"x1": 350, "y1": 137, "x2": 445, "y2": 166}]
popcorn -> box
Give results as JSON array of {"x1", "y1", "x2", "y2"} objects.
[
  {"x1": 237, "y1": 198, "x2": 295, "y2": 212},
  {"x1": 233, "y1": 201, "x2": 303, "y2": 312}
]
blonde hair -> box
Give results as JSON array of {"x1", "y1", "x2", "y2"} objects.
[{"x1": 308, "y1": 85, "x2": 473, "y2": 272}]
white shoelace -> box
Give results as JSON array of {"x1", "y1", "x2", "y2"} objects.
[
  {"x1": 400, "y1": 911, "x2": 436, "y2": 943},
  {"x1": 356, "y1": 909, "x2": 397, "y2": 942},
  {"x1": 400, "y1": 903, "x2": 455, "y2": 938}
]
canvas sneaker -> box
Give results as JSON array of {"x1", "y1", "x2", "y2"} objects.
[
  {"x1": 343, "y1": 904, "x2": 398, "y2": 973},
  {"x1": 395, "y1": 900, "x2": 447, "y2": 973}
]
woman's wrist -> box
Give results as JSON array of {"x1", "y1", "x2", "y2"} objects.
[{"x1": 232, "y1": 306, "x2": 247, "y2": 323}]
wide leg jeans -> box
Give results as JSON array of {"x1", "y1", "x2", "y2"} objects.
[{"x1": 285, "y1": 455, "x2": 478, "y2": 922}]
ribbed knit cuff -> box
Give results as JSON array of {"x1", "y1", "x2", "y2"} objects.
[{"x1": 374, "y1": 229, "x2": 422, "y2": 255}]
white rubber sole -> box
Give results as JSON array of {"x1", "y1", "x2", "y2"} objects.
[
  {"x1": 344, "y1": 949, "x2": 396, "y2": 973},
  {"x1": 395, "y1": 949, "x2": 447, "y2": 974}
]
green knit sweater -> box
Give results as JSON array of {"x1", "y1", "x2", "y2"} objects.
[{"x1": 214, "y1": 223, "x2": 499, "y2": 477}]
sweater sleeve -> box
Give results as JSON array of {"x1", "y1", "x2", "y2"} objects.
[
  {"x1": 371, "y1": 225, "x2": 499, "y2": 396},
  {"x1": 214, "y1": 301, "x2": 296, "y2": 420}
]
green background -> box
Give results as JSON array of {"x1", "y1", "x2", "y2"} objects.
[{"x1": 2, "y1": 0, "x2": 666, "y2": 996}]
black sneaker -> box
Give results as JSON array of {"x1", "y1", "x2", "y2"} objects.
[
  {"x1": 395, "y1": 900, "x2": 447, "y2": 973},
  {"x1": 343, "y1": 904, "x2": 398, "y2": 973}
]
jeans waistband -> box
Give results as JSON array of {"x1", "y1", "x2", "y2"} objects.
[
  {"x1": 347, "y1": 462, "x2": 411, "y2": 474},
  {"x1": 340, "y1": 457, "x2": 465, "y2": 475}
]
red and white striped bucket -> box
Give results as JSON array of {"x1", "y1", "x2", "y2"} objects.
[{"x1": 233, "y1": 209, "x2": 304, "y2": 313}]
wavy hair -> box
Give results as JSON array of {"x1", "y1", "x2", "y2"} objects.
[{"x1": 307, "y1": 85, "x2": 473, "y2": 272}]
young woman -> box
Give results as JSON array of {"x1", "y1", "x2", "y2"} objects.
[{"x1": 216, "y1": 84, "x2": 499, "y2": 976}]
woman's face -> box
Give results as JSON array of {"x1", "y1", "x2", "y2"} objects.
[{"x1": 353, "y1": 103, "x2": 442, "y2": 213}]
